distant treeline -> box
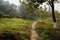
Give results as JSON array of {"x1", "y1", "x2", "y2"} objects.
[{"x1": 0, "y1": 0, "x2": 60, "y2": 20}]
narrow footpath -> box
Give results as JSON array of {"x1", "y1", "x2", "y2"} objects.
[{"x1": 30, "y1": 21, "x2": 42, "y2": 40}]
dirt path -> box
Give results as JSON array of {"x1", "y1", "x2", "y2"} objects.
[{"x1": 30, "y1": 21, "x2": 42, "y2": 40}]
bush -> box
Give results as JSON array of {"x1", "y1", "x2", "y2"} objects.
[{"x1": 0, "y1": 11, "x2": 3, "y2": 18}]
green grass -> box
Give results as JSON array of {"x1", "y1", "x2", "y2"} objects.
[
  {"x1": 0, "y1": 18, "x2": 60, "y2": 40},
  {"x1": 36, "y1": 18, "x2": 60, "y2": 40},
  {"x1": 0, "y1": 18, "x2": 33, "y2": 40}
]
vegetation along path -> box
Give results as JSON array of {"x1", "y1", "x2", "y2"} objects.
[{"x1": 30, "y1": 21, "x2": 42, "y2": 40}]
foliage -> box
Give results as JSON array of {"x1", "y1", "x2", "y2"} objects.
[
  {"x1": 37, "y1": 28, "x2": 60, "y2": 40},
  {"x1": 36, "y1": 15, "x2": 60, "y2": 40},
  {"x1": 0, "y1": 18, "x2": 33, "y2": 40},
  {"x1": 29, "y1": 0, "x2": 46, "y2": 3},
  {"x1": 0, "y1": 0, "x2": 17, "y2": 17},
  {"x1": 0, "y1": 11, "x2": 4, "y2": 18},
  {"x1": 23, "y1": 2, "x2": 38, "y2": 19}
]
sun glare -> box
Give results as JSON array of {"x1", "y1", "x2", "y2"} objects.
[{"x1": 4, "y1": 0, "x2": 20, "y2": 6}]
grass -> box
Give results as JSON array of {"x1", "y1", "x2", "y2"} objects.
[
  {"x1": 0, "y1": 18, "x2": 60, "y2": 40},
  {"x1": 0, "y1": 18, "x2": 34, "y2": 40},
  {"x1": 36, "y1": 18, "x2": 60, "y2": 40}
]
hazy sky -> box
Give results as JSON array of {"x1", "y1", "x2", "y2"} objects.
[
  {"x1": 4, "y1": 0, "x2": 20, "y2": 6},
  {"x1": 55, "y1": 3, "x2": 60, "y2": 12}
]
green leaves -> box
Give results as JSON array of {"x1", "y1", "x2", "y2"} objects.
[
  {"x1": 27, "y1": 0, "x2": 46, "y2": 8},
  {"x1": 0, "y1": 18, "x2": 33, "y2": 40},
  {"x1": 30, "y1": 0, "x2": 46, "y2": 3}
]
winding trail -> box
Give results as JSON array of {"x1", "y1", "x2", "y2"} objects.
[{"x1": 30, "y1": 21, "x2": 42, "y2": 40}]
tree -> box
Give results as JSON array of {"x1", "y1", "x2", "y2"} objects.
[
  {"x1": 27, "y1": 0, "x2": 58, "y2": 7},
  {"x1": 19, "y1": 0, "x2": 38, "y2": 19},
  {"x1": 19, "y1": 0, "x2": 58, "y2": 24},
  {"x1": 27, "y1": 0, "x2": 58, "y2": 28}
]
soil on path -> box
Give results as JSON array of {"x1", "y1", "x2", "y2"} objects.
[{"x1": 30, "y1": 21, "x2": 42, "y2": 40}]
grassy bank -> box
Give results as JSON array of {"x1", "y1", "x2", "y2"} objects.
[
  {"x1": 0, "y1": 18, "x2": 33, "y2": 40},
  {"x1": 36, "y1": 18, "x2": 60, "y2": 40}
]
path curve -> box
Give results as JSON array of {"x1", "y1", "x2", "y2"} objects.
[{"x1": 30, "y1": 21, "x2": 42, "y2": 40}]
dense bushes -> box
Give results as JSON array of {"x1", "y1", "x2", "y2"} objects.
[
  {"x1": 37, "y1": 28, "x2": 60, "y2": 40},
  {"x1": 0, "y1": 30, "x2": 30, "y2": 40},
  {"x1": 36, "y1": 19, "x2": 60, "y2": 40},
  {"x1": 0, "y1": 18, "x2": 33, "y2": 40}
]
